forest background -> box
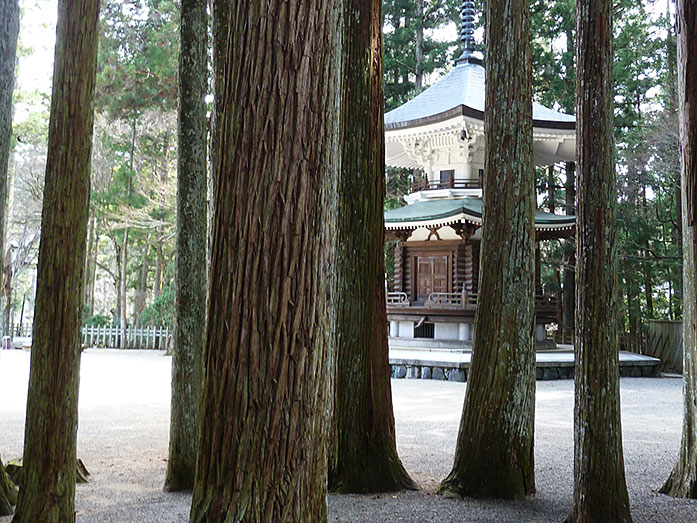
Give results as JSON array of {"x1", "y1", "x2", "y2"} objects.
[{"x1": 3, "y1": 0, "x2": 680, "y2": 343}]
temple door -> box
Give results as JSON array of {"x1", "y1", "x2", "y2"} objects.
[
  {"x1": 433, "y1": 256, "x2": 449, "y2": 293},
  {"x1": 415, "y1": 255, "x2": 449, "y2": 302},
  {"x1": 416, "y1": 257, "x2": 433, "y2": 301}
]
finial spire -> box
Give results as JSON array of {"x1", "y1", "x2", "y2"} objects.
[
  {"x1": 456, "y1": 0, "x2": 481, "y2": 65},
  {"x1": 461, "y1": 0, "x2": 475, "y2": 53}
]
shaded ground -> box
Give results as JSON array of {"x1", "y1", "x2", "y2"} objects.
[{"x1": 1, "y1": 348, "x2": 695, "y2": 522}]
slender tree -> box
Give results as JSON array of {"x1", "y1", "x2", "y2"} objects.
[
  {"x1": 11, "y1": 0, "x2": 100, "y2": 521},
  {"x1": 565, "y1": 0, "x2": 632, "y2": 521},
  {"x1": 328, "y1": 0, "x2": 417, "y2": 494},
  {"x1": 189, "y1": 1, "x2": 341, "y2": 520},
  {"x1": 0, "y1": 0, "x2": 19, "y2": 335},
  {"x1": 165, "y1": 0, "x2": 207, "y2": 492},
  {"x1": 0, "y1": 2, "x2": 20, "y2": 511},
  {"x1": 562, "y1": 161, "x2": 576, "y2": 331},
  {"x1": 439, "y1": 0, "x2": 536, "y2": 499},
  {"x1": 661, "y1": 0, "x2": 697, "y2": 499}
]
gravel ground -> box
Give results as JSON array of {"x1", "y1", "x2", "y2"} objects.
[{"x1": 1, "y1": 348, "x2": 696, "y2": 522}]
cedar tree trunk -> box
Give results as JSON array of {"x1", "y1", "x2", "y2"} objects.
[
  {"x1": 661, "y1": 0, "x2": 697, "y2": 499},
  {"x1": 565, "y1": 0, "x2": 632, "y2": 521},
  {"x1": 207, "y1": 1, "x2": 228, "y2": 267},
  {"x1": 562, "y1": 162, "x2": 576, "y2": 330},
  {"x1": 189, "y1": 1, "x2": 340, "y2": 521},
  {"x1": 11, "y1": 1, "x2": 99, "y2": 521},
  {"x1": 328, "y1": 0, "x2": 417, "y2": 494},
  {"x1": 0, "y1": 0, "x2": 20, "y2": 294},
  {"x1": 165, "y1": 0, "x2": 207, "y2": 492},
  {"x1": 120, "y1": 228, "x2": 128, "y2": 346},
  {"x1": 439, "y1": 0, "x2": 536, "y2": 500}
]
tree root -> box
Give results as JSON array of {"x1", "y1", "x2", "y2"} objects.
[
  {"x1": 0, "y1": 453, "x2": 18, "y2": 516},
  {"x1": 4, "y1": 457, "x2": 91, "y2": 489}
]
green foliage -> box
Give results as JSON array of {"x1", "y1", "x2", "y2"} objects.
[
  {"x1": 97, "y1": 0, "x2": 179, "y2": 118},
  {"x1": 140, "y1": 284, "x2": 174, "y2": 328},
  {"x1": 530, "y1": 0, "x2": 681, "y2": 330},
  {"x1": 383, "y1": 0, "x2": 461, "y2": 110},
  {"x1": 83, "y1": 308, "x2": 112, "y2": 327},
  {"x1": 530, "y1": 0, "x2": 575, "y2": 112}
]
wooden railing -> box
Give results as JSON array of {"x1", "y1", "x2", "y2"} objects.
[
  {"x1": 386, "y1": 292, "x2": 409, "y2": 306},
  {"x1": 387, "y1": 291, "x2": 557, "y2": 313},
  {"x1": 534, "y1": 294, "x2": 558, "y2": 314},
  {"x1": 410, "y1": 178, "x2": 482, "y2": 193},
  {"x1": 424, "y1": 292, "x2": 465, "y2": 308}
]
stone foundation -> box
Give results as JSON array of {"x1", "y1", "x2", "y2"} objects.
[{"x1": 390, "y1": 361, "x2": 661, "y2": 382}]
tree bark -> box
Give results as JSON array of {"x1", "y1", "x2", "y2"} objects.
[
  {"x1": 84, "y1": 215, "x2": 96, "y2": 315},
  {"x1": 154, "y1": 130, "x2": 171, "y2": 299},
  {"x1": 189, "y1": 1, "x2": 340, "y2": 521},
  {"x1": 89, "y1": 219, "x2": 100, "y2": 314},
  {"x1": 660, "y1": 0, "x2": 697, "y2": 499},
  {"x1": 165, "y1": 0, "x2": 207, "y2": 493},
  {"x1": 11, "y1": 1, "x2": 99, "y2": 521},
  {"x1": 415, "y1": 0, "x2": 424, "y2": 93},
  {"x1": 562, "y1": 161, "x2": 576, "y2": 331},
  {"x1": 133, "y1": 235, "x2": 150, "y2": 323},
  {"x1": 439, "y1": 0, "x2": 536, "y2": 500},
  {"x1": 0, "y1": 0, "x2": 19, "y2": 309},
  {"x1": 328, "y1": 0, "x2": 417, "y2": 494},
  {"x1": 208, "y1": 0, "x2": 228, "y2": 270},
  {"x1": 566, "y1": 0, "x2": 632, "y2": 521},
  {"x1": 120, "y1": 227, "x2": 128, "y2": 346}
]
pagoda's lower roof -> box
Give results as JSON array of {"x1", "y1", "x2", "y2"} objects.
[{"x1": 384, "y1": 198, "x2": 575, "y2": 233}]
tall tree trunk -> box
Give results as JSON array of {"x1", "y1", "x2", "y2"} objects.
[
  {"x1": 3, "y1": 257, "x2": 11, "y2": 333},
  {"x1": 439, "y1": 0, "x2": 536, "y2": 500},
  {"x1": 562, "y1": 161, "x2": 576, "y2": 331},
  {"x1": 133, "y1": 235, "x2": 150, "y2": 324},
  {"x1": 120, "y1": 228, "x2": 128, "y2": 347},
  {"x1": 643, "y1": 257, "x2": 654, "y2": 318},
  {"x1": 641, "y1": 188, "x2": 654, "y2": 318},
  {"x1": 667, "y1": 0, "x2": 678, "y2": 112},
  {"x1": 89, "y1": 218, "x2": 100, "y2": 314},
  {"x1": 11, "y1": 1, "x2": 99, "y2": 521},
  {"x1": 328, "y1": 0, "x2": 416, "y2": 494},
  {"x1": 189, "y1": 1, "x2": 341, "y2": 521},
  {"x1": 154, "y1": 236, "x2": 163, "y2": 298},
  {"x1": 0, "y1": 0, "x2": 19, "y2": 327},
  {"x1": 208, "y1": 1, "x2": 228, "y2": 270},
  {"x1": 566, "y1": 0, "x2": 632, "y2": 520},
  {"x1": 627, "y1": 276, "x2": 637, "y2": 337},
  {"x1": 660, "y1": 0, "x2": 697, "y2": 499},
  {"x1": 154, "y1": 131, "x2": 170, "y2": 299},
  {"x1": 113, "y1": 237, "x2": 122, "y2": 325},
  {"x1": 84, "y1": 215, "x2": 96, "y2": 315},
  {"x1": 414, "y1": 0, "x2": 424, "y2": 93},
  {"x1": 165, "y1": 0, "x2": 207, "y2": 493}
]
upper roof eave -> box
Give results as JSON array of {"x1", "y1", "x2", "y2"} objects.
[{"x1": 385, "y1": 104, "x2": 577, "y2": 132}]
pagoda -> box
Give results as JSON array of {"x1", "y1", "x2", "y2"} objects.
[{"x1": 384, "y1": 1, "x2": 575, "y2": 350}]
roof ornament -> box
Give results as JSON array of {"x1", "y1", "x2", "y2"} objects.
[{"x1": 455, "y1": 0, "x2": 481, "y2": 65}]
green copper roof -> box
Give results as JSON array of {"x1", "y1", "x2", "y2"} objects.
[{"x1": 384, "y1": 198, "x2": 575, "y2": 227}]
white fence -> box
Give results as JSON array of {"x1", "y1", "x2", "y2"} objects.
[
  {"x1": 1, "y1": 324, "x2": 172, "y2": 350},
  {"x1": 82, "y1": 325, "x2": 171, "y2": 350}
]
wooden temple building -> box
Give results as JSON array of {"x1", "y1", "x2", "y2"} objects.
[{"x1": 384, "y1": 3, "x2": 576, "y2": 350}]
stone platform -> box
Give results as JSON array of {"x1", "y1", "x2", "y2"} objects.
[{"x1": 389, "y1": 344, "x2": 662, "y2": 382}]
